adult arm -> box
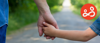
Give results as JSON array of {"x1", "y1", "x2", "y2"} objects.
[{"x1": 34, "y1": 0, "x2": 59, "y2": 40}]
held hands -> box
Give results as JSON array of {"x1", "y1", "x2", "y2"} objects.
[
  {"x1": 34, "y1": 0, "x2": 59, "y2": 40},
  {"x1": 37, "y1": 14, "x2": 59, "y2": 40},
  {"x1": 43, "y1": 22, "x2": 57, "y2": 36}
]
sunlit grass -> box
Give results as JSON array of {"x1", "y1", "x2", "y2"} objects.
[{"x1": 51, "y1": 6, "x2": 63, "y2": 13}]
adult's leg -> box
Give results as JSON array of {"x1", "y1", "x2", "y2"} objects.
[{"x1": 0, "y1": 24, "x2": 8, "y2": 43}]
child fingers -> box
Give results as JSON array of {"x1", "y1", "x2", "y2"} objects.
[
  {"x1": 42, "y1": 27, "x2": 46, "y2": 31},
  {"x1": 42, "y1": 27, "x2": 48, "y2": 34}
]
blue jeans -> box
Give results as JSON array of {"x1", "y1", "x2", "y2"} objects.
[
  {"x1": 0, "y1": 24, "x2": 7, "y2": 43},
  {"x1": 90, "y1": 16, "x2": 100, "y2": 36}
]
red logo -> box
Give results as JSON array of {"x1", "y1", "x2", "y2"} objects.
[{"x1": 81, "y1": 3, "x2": 97, "y2": 20}]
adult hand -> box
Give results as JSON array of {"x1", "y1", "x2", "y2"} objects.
[
  {"x1": 37, "y1": 14, "x2": 45, "y2": 37},
  {"x1": 34, "y1": 0, "x2": 59, "y2": 40},
  {"x1": 37, "y1": 13, "x2": 59, "y2": 40},
  {"x1": 43, "y1": 22, "x2": 58, "y2": 36},
  {"x1": 37, "y1": 14, "x2": 51, "y2": 39}
]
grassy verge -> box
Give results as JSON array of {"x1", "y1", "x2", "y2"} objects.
[
  {"x1": 7, "y1": 9, "x2": 39, "y2": 34},
  {"x1": 51, "y1": 6, "x2": 63, "y2": 13}
]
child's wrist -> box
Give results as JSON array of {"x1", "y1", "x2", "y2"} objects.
[{"x1": 53, "y1": 29, "x2": 59, "y2": 37}]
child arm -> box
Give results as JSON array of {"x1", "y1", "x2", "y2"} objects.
[
  {"x1": 54, "y1": 28, "x2": 97, "y2": 42},
  {"x1": 43, "y1": 22, "x2": 97, "y2": 42}
]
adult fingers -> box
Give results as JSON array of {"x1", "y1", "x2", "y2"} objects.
[
  {"x1": 51, "y1": 37, "x2": 55, "y2": 40},
  {"x1": 38, "y1": 26, "x2": 43, "y2": 36},
  {"x1": 44, "y1": 34, "x2": 51, "y2": 39},
  {"x1": 43, "y1": 22, "x2": 50, "y2": 27},
  {"x1": 55, "y1": 25, "x2": 59, "y2": 29},
  {"x1": 46, "y1": 36, "x2": 51, "y2": 39},
  {"x1": 44, "y1": 34, "x2": 46, "y2": 37}
]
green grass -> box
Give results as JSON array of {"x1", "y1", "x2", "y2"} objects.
[
  {"x1": 7, "y1": 9, "x2": 39, "y2": 34},
  {"x1": 51, "y1": 6, "x2": 63, "y2": 13}
]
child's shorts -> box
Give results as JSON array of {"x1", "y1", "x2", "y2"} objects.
[
  {"x1": 0, "y1": 24, "x2": 7, "y2": 43},
  {"x1": 90, "y1": 16, "x2": 100, "y2": 36}
]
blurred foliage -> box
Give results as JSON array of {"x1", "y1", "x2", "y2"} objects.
[
  {"x1": 7, "y1": 0, "x2": 64, "y2": 34},
  {"x1": 70, "y1": 0, "x2": 100, "y2": 21},
  {"x1": 71, "y1": 0, "x2": 100, "y2": 10}
]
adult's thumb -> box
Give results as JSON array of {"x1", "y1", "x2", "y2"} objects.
[{"x1": 43, "y1": 22, "x2": 49, "y2": 27}]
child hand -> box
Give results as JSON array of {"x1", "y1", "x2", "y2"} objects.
[{"x1": 43, "y1": 22, "x2": 57, "y2": 36}]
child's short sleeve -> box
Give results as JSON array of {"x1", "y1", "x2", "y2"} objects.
[{"x1": 90, "y1": 16, "x2": 100, "y2": 36}]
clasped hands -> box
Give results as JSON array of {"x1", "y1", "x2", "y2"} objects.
[
  {"x1": 42, "y1": 22, "x2": 58, "y2": 37},
  {"x1": 37, "y1": 14, "x2": 59, "y2": 40}
]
